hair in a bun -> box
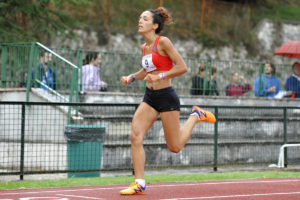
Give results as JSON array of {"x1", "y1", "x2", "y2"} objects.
[
  {"x1": 156, "y1": 7, "x2": 173, "y2": 25},
  {"x1": 147, "y1": 7, "x2": 173, "y2": 34}
]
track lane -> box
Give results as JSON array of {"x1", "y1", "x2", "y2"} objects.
[{"x1": 1, "y1": 178, "x2": 300, "y2": 200}]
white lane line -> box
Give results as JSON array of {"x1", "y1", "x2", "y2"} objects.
[
  {"x1": 0, "y1": 188, "x2": 112, "y2": 196},
  {"x1": 150, "y1": 178, "x2": 300, "y2": 188},
  {"x1": 19, "y1": 198, "x2": 68, "y2": 200},
  {"x1": 57, "y1": 194, "x2": 105, "y2": 200},
  {"x1": 160, "y1": 191, "x2": 300, "y2": 200},
  {"x1": 1, "y1": 178, "x2": 300, "y2": 196}
]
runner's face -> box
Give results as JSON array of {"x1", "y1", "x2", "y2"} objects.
[{"x1": 138, "y1": 11, "x2": 156, "y2": 34}]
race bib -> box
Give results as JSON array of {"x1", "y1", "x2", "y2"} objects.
[{"x1": 142, "y1": 54, "x2": 157, "y2": 72}]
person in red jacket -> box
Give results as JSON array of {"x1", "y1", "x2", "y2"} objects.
[{"x1": 226, "y1": 72, "x2": 252, "y2": 96}]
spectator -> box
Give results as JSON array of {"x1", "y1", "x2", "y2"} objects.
[
  {"x1": 34, "y1": 52, "x2": 56, "y2": 90},
  {"x1": 78, "y1": 52, "x2": 108, "y2": 92},
  {"x1": 285, "y1": 62, "x2": 300, "y2": 98},
  {"x1": 226, "y1": 72, "x2": 252, "y2": 96},
  {"x1": 190, "y1": 64, "x2": 217, "y2": 95},
  {"x1": 211, "y1": 66, "x2": 219, "y2": 96},
  {"x1": 254, "y1": 61, "x2": 280, "y2": 97}
]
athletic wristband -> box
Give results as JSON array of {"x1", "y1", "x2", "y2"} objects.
[
  {"x1": 159, "y1": 72, "x2": 166, "y2": 80},
  {"x1": 129, "y1": 74, "x2": 135, "y2": 83}
]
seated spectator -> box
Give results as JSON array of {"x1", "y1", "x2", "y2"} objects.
[
  {"x1": 78, "y1": 52, "x2": 108, "y2": 92},
  {"x1": 285, "y1": 62, "x2": 300, "y2": 98},
  {"x1": 190, "y1": 64, "x2": 217, "y2": 96},
  {"x1": 254, "y1": 61, "x2": 280, "y2": 97},
  {"x1": 226, "y1": 72, "x2": 252, "y2": 96},
  {"x1": 33, "y1": 52, "x2": 56, "y2": 90}
]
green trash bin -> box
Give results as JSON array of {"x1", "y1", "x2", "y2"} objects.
[{"x1": 64, "y1": 124, "x2": 106, "y2": 178}]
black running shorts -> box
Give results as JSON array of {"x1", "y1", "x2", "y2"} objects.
[{"x1": 143, "y1": 87, "x2": 180, "y2": 112}]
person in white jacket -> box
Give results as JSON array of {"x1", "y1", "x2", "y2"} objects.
[{"x1": 78, "y1": 52, "x2": 108, "y2": 92}]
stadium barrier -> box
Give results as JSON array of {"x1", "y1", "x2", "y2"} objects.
[
  {"x1": 0, "y1": 101, "x2": 299, "y2": 180},
  {"x1": 1, "y1": 43, "x2": 293, "y2": 97}
]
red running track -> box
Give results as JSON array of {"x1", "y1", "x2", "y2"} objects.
[{"x1": 1, "y1": 178, "x2": 300, "y2": 200}]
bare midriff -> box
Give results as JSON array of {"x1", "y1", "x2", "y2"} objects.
[{"x1": 146, "y1": 70, "x2": 171, "y2": 90}]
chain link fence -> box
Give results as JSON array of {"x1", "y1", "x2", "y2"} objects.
[
  {"x1": 1, "y1": 101, "x2": 299, "y2": 180},
  {"x1": 1, "y1": 43, "x2": 294, "y2": 98}
]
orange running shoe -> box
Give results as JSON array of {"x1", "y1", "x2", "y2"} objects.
[
  {"x1": 120, "y1": 182, "x2": 146, "y2": 195},
  {"x1": 191, "y1": 106, "x2": 216, "y2": 123}
]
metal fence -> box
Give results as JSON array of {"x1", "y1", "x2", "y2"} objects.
[
  {"x1": 1, "y1": 43, "x2": 295, "y2": 98},
  {"x1": 1, "y1": 101, "x2": 300, "y2": 180},
  {"x1": 1, "y1": 42, "x2": 79, "y2": 104}
]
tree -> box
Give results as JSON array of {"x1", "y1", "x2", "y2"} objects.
[{"x1": 0, "y1": 0, "x2": 81, "y2": 44}]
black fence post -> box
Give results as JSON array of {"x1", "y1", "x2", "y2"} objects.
[
  {"x1": 283, "y1": 107, "x2": 287, "y2": 168},
  {"x1": 20, "y1": 103, "x2": 26, "y2": 180},
  {"x1": 213, "y1": 106, "x2": 218, "y2": 171}
]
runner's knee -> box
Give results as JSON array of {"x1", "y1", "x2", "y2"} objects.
[
  {"x1": 130, "y1": 130, "x2": 144, "y2": 146},
  {"x1": 167, "y1": 144, "x2": 181, "y2": 153}
]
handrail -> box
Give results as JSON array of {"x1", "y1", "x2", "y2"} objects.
[
  {"x1": 36, "y1": 42, "x2": 79, "y2": 122},
  {"x1": 36, "y1": 42, "x2": 78, "y2": 69},
  {"x1": 35, "y1": 80, "x2": 69, "y2": 102},
  {"x1": 21, "y1": 42, "x2": 80, "y2": 122}
]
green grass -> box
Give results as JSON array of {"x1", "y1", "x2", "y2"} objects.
[
  {"x1": 252, "y1": 4, "x2": 300, "y2": 22},
  {"x1": 1, "y1": 170, "x2": 300, "y2": 190}
]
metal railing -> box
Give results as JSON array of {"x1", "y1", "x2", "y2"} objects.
[
  {"x1": 48, "y1": 48, "x2": 294, "y2": 96},
  {"x1": 0, "y1": 101, "x2": 299, "y2": 180},
  {"x1": 1, "y1": 43, "x2": 295, "y2": 98},
  {"x1": 1, "y1": 42, "x2": 80, "y2": 123},
  {"x1": 1, "y1": 42, "x2": 79, "y2": 104}
]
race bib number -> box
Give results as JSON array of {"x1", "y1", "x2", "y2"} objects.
[{"x1": 142, "y1": 54, "x2": 157, "y2": 72}]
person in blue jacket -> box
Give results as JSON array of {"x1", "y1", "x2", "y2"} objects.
[
  {"x1": 254, "y1": 61, "x2": 281, "y2": 97},
  {"x1": 31, "y1": 52, "x2": 56, "y2": 90},
  {"x1": 285, "y1": 62, "x2": 300, "y2": 98}
]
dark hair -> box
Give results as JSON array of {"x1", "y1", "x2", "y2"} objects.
[
  {"x1": 147, "y1": 7, "x2": 173, "y2": 34},
  {"x1": 84, "y1": 52, "x2": 99, "y2": 65},
  {"x1": 198, "y1": 64, "x2": 206, "y2": 74},
  {"x1": 198, "y1": 64, "x2": 216, "y2": 75},
  {"x1": 293, "y1": 62, "x2": 300, "y2": 69},
  {"x1": 39, "y1": 51, "x2": 48, "y2": 58},
  {"x1": 212, "y1": 66, "x2": 217, "y2": 74}
]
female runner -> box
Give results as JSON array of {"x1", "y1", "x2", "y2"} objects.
[{"x1": 120, "y1": 7, "x2": 216, "y2": 195}]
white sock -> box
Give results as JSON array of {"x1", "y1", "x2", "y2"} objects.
[
  {"x1": 135, "y1": 179, "x2": 146, "y2": 187},
  {"x1": 190, "y1": 112, "x2": 200, "y2": 119}
]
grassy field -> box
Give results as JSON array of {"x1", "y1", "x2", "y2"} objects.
[{"x1": 1, "y1": 170, "x2": 300, "y2": 190}]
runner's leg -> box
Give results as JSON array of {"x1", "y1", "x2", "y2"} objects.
[
  {"x1": 160, "y1": 111, "x2": 198, "y2": 153},
  {"x1": 131, "y1": 102, "x2": 159, "y2": 178}
]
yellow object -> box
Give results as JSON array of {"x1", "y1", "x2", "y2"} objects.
[{"x1": 120, "y1": 182, "x2": 146, "y2": 195}]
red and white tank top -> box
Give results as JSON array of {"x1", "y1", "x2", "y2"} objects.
[{"x1": 142, "y1": 36, "x2": 173, "y2": 72}]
